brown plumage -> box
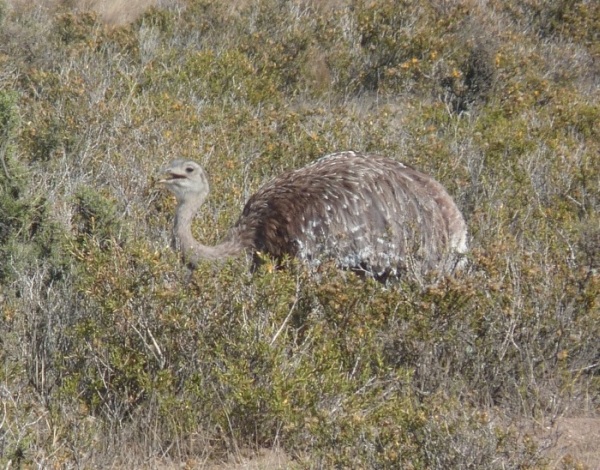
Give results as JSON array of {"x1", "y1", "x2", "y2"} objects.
[{"x1": 159, "y1": 151, "x2": 468, "y2": 279}]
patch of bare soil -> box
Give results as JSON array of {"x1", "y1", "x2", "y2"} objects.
[
  {"x1": 148, "y1": 419, "x2": 600, "y2": 469},
  {"x1": 4, "y1": 0, "x2": 180, "y2": 26},
  {"x1": 205, "y1": 449, "x2": 292, "y2": 470},
  {"x1": 539, "y1": 417, "x2": 600, "y2": 469},
  {"x1": 79, "y1": 0, "x2": 164, "y2": 25},
  {"x1": 148, "y1": 449, "x2": 292, "y2": 470}
]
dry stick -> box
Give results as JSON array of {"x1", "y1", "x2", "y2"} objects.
[
  {"x1": 270, "y1": 283, "x2": 300, "y2": 346},
  {"x1": 0, "y1": 128, "x2": 11, "y2": 180}
]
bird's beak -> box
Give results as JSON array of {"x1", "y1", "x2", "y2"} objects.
[
  {"x1": 157, "y1": 167, "x2": 171, "y2": 185},
  {"x1": 158, "y1": 165, "x2": 173, "y2": 184},
  {"x1": 158, "y1": 170, "x2": 185, "y2": 185}
]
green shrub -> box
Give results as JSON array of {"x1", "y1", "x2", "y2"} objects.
[
  {"x1": 0, "y1": 0, "x2": 598, "y2": 467},
  {"x1": 0, "y1": 91, "x2": 65, "y2": 282},
  {"x1": 72, "y1": 186, "x2": 123, "y2": 250}
]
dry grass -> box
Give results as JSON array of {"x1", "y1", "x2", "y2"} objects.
[{"x1": 0, "y1": 0, "x2": 598, "y2": 467}]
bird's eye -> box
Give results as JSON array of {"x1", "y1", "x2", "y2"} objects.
[{"x1": 185, "y1": 166, "x2": 194, "y2": 173}]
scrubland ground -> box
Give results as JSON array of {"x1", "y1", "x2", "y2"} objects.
[{"x1": 0, "y1": 0, "x2": 598, "y2": 468}]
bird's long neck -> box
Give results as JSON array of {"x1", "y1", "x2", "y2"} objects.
[{"x1": 173, "y1": 197, "x2": 245, "y2": 262}]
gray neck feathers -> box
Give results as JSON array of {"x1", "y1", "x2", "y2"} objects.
[{"x1": 173, "y1": 197, "x2": 244, "y2": 262}]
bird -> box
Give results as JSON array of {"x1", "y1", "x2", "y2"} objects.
[{"x1": 159, "y1": 151, "x2": 468, "y2": 280}]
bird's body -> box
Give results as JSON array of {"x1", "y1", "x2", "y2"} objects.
[{"x1": 160, "y1": 151, "x2": 467, "y2": 279}]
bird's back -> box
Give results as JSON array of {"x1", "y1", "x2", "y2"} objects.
[{"x1": 230, "y1": 151, "x2": 467, "y2": 278}]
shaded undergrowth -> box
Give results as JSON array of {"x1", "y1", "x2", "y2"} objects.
[{"x1": 0, "y1": 0, "x2": 598, "y2": 467}]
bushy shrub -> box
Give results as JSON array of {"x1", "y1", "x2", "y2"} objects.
[{"x1": 0, "y1": 0, "x2": 598, "y2": 467}]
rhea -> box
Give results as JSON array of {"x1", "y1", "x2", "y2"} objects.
[{"x1": 159, "y1": 151, "x2": 467, "y2": 279}]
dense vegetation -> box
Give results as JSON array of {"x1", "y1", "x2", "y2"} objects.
[{"x1": 0, "y1": 0, "x2": 598, "y2": 467}]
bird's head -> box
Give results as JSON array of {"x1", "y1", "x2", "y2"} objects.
[{"x1": 159, "y1": 160, "x2": 210, "y2": 204}]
